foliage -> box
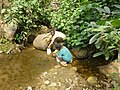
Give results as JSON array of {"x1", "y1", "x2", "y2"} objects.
[
  {"x1": 110, "y1": 72, "x2": 120, "y2": 90},
  {"x1": 89, "y1": 22, "x2": 120, "y2": 60},
  {"x1": 0, "y1": 37, "x2": 12, "y2": 52},
  {"x1": 1, "y1": 0, "x2": 51, "y2": 43},
  {"x1": 51, "y1": 0, "x2": 101, "y2": 48},
  {"x1": 51, "y1": 0, "x2": 120, "y2": 60}
]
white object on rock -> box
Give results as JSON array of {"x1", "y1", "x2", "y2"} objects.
[
  {"x1": 27, "y1": 86, "x2": 32, "y2": 90},
  {"x1": 47, "y1": 48, "x2": 51, "y2": 55}
]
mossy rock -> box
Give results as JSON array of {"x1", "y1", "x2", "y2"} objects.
[{"x1": 71, "y1": 45, "x2": 97, "y2": 59}]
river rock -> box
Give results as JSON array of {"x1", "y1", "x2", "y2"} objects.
[
  {"x1": 44, "y1": 80, "x2": 50, "y2": 85},
  {"x1": 87, "y1": 76, "x2": 97, "y2": 85},
  {"x1": 33, "y1": 33, "x2": 52, "y2": 50}
]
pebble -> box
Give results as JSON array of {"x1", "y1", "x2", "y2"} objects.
[
  {"x1": 26, "y1": 86, "x2": 32, "y2": 90},
  {"x1": 43, "y1": 72, "x2": 47, "y2": 76},
  {"x1": 87, "y1": 76, "x2": 97, "y2": 85},
  {"x1": 49, "y1": 82, "x2": 57, "y2": 86},
  {"x1": 57, "y1": 82, "x2": 61, "y2": 86},
  {"x1": 53, "y1": 72, "x2": 57, "y2": 75},
  {"x1": 44, "y1": 80, "x2": 50, "y2": 85},
  {"x1": 0, "y1": 51, "x2": 3, "y2": 54},
  {"x1": 66, "y1": 87, "x2": 71, "y2": 90}
]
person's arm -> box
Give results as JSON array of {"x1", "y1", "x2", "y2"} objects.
[
  {"x1": 47, "y1": 36, "x2": 55, "y2": 48},
  {"x1": 47, "y1": 41, "x2": 53, "y2": 48}
]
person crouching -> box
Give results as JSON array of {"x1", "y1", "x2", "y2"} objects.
[{"x1": 54, "y1": 42, "x2": 72, "y2": 67}]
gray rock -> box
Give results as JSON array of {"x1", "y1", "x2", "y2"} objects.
[
  {"x1": 71, "y1": 45, "x2": 96, "y2": 59},
  {"x1": 4, "y1": 22, "x2": 17, "y2": 41}
]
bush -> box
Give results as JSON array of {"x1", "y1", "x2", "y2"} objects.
[
  {"x1": 89, "y1": 22, "x2": 120, "y2": 60},
  {"x1": 1, "y1": 0, "x2": 51, "y2": 44},
  {"x1": 51, "y1": 0, "x2": 120, "y2": 60}
]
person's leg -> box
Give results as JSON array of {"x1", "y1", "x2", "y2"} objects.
[
  {"x1": 56, "y1": 56, "x2": 62, "y2": 62},
  {"x1": 60, "y1": 59, "x2": 73, "y2": 66},
  {"x1": 56, "y1": 56, "x2": 67, "y2": 66}
]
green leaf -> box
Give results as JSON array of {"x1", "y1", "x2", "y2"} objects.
[
  {"x1": 93, "y1": 52, "x2": 103, "y2": 57},
  {"x1": 97, "y1": 8, "x2": 105, "y2": 13},
  {"x1": 105, "y1": 53, "x2": 110, "y2": 60},
  {"x1": 89, "y1": 33, "x2": 99, "y2": 44},
  {"x1": 61, "y1": 23, "x2": 64, "y2": 27},
  {"x1": 114, "y1": 5, "x2": 120, "y2": 9},
  {"x1": 104, "y1": 6, "x2": 110, "y2": 13},
  {"x1": 112, "y1": 20, "x2": 120, "y2": 27},
  {"x1": 1, "y1": 9, "x2": 6, "y2": 14}
]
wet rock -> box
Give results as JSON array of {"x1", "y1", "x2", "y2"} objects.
[{"x1": 87, "y1": 76, "x2": 97, "y2": 85}]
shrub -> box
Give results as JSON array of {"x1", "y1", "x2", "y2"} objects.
[
  {"x1": 89, "y1": 22, "x2": 120, "y2": 60},
  {"x1": 51, "y1": 0, "x2": 120, "y2": 60},
  {"x1": 1, "y1": 0, "x2": 51, "y2": 44}
]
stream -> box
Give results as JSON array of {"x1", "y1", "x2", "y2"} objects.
[
  {"x1": 0, "y1": 46, "x2": 118, "y2": 90},
  {"x1": 0, "y1": 47, "x2": 57, "y2": 90}
]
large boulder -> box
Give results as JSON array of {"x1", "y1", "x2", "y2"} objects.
[
  {"x1": 98, "y1": 60, "x2": 120, "y2": 84},
  {"x1": 33, "y1": 33, "x2": 52, "y2": 50},
  {"x1": 71, "y1": 45, "x2": 97, "y2": 59}
]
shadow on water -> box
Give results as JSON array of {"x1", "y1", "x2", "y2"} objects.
[
  {"x1": 0, "y1": 47, "x2": 57, "y2": 89},
  {"x1": 72, "y1": 56, "x2": 114, "y2": 81}
]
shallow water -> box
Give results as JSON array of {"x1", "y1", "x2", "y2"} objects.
[
  {"x1": 72, "y1": 57, "x2": 112, "y2": 81},
  {"x1": 0, "y1": 46, "x2": 116, "y2": 90},
  {"x1": 0, "y1": 47, "x2": 57, "y2": 89}
]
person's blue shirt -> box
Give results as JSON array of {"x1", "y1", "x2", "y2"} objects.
[{"x1": 57, "y1": 46, "x2": 72, "y2": 62}]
